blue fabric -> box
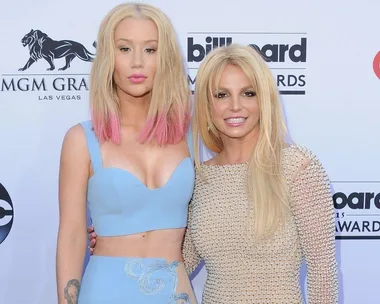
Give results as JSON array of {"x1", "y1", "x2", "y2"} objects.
[
  {"x1": 79, "y1": 256, "x2": 191, "y2": 303},
  {"x1": 80, "y1": 120, "x2": 195, "y2": 237}
]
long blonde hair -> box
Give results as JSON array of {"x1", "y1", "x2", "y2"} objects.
[
  {"x1": 90, "y1": 3, "x2": 191, "y2": 145},
  {"x1": 193, "y1": 44, "x2": 290, "y2": 239}
]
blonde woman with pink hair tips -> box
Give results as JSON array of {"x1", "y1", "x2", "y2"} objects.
[{"x1": 56, "y1": 3, "x2": 197, "y2": 304}]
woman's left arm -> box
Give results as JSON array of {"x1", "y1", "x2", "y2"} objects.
[
  {"x1": 182, "y1": 201, "x2": 202, "y2": 276},
  {"x1": 290, "y1": 154, "x2": 339, "y2": 304}
]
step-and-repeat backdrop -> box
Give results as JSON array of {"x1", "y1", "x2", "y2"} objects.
[{"x1": 0, "y1": 0, "x2": 379, "y2": 303}]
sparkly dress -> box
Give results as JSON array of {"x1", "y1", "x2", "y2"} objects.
[{"x1": 183, "y1": 145, "x2": 338, "y2": 303}]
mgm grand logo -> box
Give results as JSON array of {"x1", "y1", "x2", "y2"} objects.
[{"x1": 1, "y1": 29, "x2": 96, "y2": 100}]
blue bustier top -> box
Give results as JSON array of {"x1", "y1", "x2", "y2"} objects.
[{"x1": 80, "y1": 120, "x2": 195, "y2": 237}]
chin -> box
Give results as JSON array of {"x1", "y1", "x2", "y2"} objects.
[
  {"x1": 222, "y1": 129, "x2": 250, "y2": 139},
  {"x1": 125, "y1": 87, "x2": 152, "y2": 98}
]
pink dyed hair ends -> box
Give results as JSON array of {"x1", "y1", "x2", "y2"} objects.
[
  {"x1": 91, "y1": 108, "x2": 190, "y2": 145},
  {"x1": 91, "y1": 112, "x2": 121, "y2": 145},
  {"x1": 138, "y1": 109, "x2": 191, "y2": 145}
]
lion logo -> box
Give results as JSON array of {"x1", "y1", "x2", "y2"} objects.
[{"x1": 19, "y1": 29, "x2": 96, "y2": 71}]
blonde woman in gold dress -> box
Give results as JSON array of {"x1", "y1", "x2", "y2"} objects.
[{"x1": 182, "y1": 43, "x2": 339, "y2": 303}]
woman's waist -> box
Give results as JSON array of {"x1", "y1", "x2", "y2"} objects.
[
  {"x1": 204, "y1": 273, "x2": 302, "y2": 292},
  {"x1": 204, "y1": 257, "x2": 302, "y2": 277},
  {"x1": 93, "y1": 229, "x2": 185, "y2": 261}
]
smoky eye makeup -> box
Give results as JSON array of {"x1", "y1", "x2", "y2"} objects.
[
  {"x1": 244, "y1": 90, "x2": 257, "y2": 97},
  {"x1": 144, "y1": 47, "x2": 157, "y2": 53},
  {"x1": 213, "y1": 91, "x2": 228, "y2": 99},
  {"x1": 119, "y1": 46, "x2": 130, "y2": 52}
]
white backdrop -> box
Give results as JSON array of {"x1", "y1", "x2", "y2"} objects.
[{"x1": 0, "y1": 0, "x2": 379, "y2": 303}]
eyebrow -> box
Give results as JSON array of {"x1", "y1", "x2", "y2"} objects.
[
  {"x1": 116, "y1": 38, "x2": 158, "y2": 43},
  {"x1": 215, "y1": 85, "x2": 255, "y2": 91}
]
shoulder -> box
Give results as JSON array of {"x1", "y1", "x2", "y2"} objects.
[
  {"x1": 61, "y1": 121, "x2": 90, "y2": 157},
  {"x1": 281, "y1": 144, "x2": 327, "y2": 184},
  {"x1": 77, "y1": 119, "x2": 94, "y2": 133},
  {"x1": 282, "y1": 144, "x2": 319, "y2": 165},
  {"x1": 63, "y1": 121, "x2": 89, "y2": 142}
]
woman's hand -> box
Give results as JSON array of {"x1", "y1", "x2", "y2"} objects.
[{"x1": 87, "y1": 225, "x2": 97, "y2": 255}]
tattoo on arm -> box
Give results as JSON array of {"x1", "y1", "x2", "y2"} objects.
[{"x1": 64, "y1": 279, "x2": 80, "y2": 304}]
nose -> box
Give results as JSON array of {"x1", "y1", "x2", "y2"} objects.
[
  {"x1": 230, "y1": 94, "x2": 242, "y2": 112},
  {"x1": 131, "y1": 49, "x2": 143, "y2": 68}
]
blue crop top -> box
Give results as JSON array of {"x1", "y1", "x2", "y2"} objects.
[{"x1": 80, "y1": 120, "x2": 195, "y2": 237}]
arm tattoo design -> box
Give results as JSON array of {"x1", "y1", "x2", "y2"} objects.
[{"x1": 64, "y1": 279, "x2": 80, "y2": 304}]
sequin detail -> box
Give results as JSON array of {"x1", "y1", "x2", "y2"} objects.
[
  {"x1": 182, "y1": 145, "x2": 339, "y2": 303},
  {"x1": 124, "y1": 259, "x2": 190, "y2": 303}
]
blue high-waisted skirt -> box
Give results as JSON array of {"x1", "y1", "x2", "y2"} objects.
[{"x1": 78, "y1": 256, "x2": 198, "y2": 304}]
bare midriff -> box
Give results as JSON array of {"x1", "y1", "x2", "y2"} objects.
[{"x1": 93, "y1": 228, "x2": 185, "y2": 262}]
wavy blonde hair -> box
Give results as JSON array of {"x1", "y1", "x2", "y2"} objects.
[
  {"x1": 193, "y1": 44, "x2": 290, "y2": 239},
  {"x1": 90, "y1": 3, "x2": 191, "y2": 145}
]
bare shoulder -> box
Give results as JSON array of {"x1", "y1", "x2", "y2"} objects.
[
  {"x1": 62, "y1": 123, "x2": 87, "y2": 147},
  {"x1": 61, "y1": 123, "x2": 88, "y2": 156}
]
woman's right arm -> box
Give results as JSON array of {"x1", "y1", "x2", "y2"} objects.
[{"x1": 56, "y1": 124, "x2": 89, "y2": 304}]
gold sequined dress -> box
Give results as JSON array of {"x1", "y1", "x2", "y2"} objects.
[{"x1": 183, "y1": 145, "x2": 338, "y2": 303}]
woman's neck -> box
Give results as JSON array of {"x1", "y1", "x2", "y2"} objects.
[
  {"x1": 118, "y1": 91, "x2": 151, "y2": 130},
  {"x1": 216, "y1": 129, "x2": 259, "y2": 165}
]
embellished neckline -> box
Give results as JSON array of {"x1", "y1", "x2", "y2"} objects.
[{"x1": 200, "y1": 161, "x2": 248, "y2": 168}]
